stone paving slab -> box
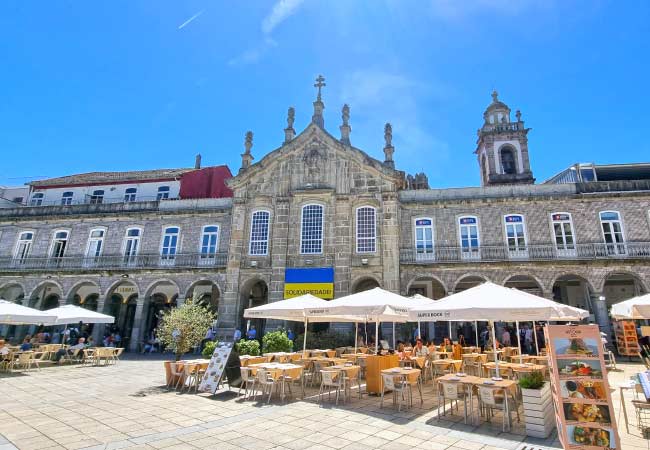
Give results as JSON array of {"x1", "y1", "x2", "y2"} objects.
[{"x1": 0, "y1": 356, "x2": 646, "y2": 449}]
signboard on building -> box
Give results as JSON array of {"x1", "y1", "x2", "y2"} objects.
[
  {"x1": 284, "y1": 268, "x2": 334, "y2": 299},
  {"x1": 198, "y1": 342, "x2": 233, "y2": 394},
  {"x1": 546, "y1": 324, "x2": 619, "y2": 449}
]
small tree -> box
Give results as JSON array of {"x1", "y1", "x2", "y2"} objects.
[
  {"x1": 262, "y1": 330, "x2": 293, "y2": 353},
  {"x1": 157, "y1": 301, "x2": 215, "y2": 361}
]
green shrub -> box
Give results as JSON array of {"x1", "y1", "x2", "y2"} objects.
[
  {"x1": 236, "y1": 339, "x2": 260, "y2": 356},
  {"x1": 294, "y1": 330, "x2": 354, "y2": 350},
  {"x1": 518, "y1": 371, "x2": 545, "y2": 389},
  {"x1": 262, "y1": 330, "x2": 293, "y2": 353},
  {"x1": 156, "y1": 301, "x2": 215, "y2": 361},
  {"x1": 202, "y1": 341, "x2": 218, "y2": 359}
]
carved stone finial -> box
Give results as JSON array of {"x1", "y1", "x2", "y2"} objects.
[
  {"x1": 515, "y1": 109, "x2": 522, "y2": 122},
  {"x1": 240, "y1": 131, "x2": 254, "y2": 172},
  {"x1": 311, "y1": 75, "x2": 325, "y2": 128},
  {"x1": 340, "y1": 104, "x2": 351, "y2": 145},
  {"x1": 491, "y1": 90, "x2": 499, "y2": 102},
  {"x1": 284, "y1": 107, "x2": 296, "y2": 143},
  {"x1": 314, "y1": 74, "x2": 326, "y2": 101},
  {"x1": 383, "y1": 122, "x2": 394, "y2": 168}
]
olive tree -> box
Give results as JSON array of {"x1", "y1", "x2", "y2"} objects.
[{"x1": 157, "y1": 301, "x2": 215, "y2": 360}]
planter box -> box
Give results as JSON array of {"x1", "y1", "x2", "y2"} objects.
[{"x1": 521, "y1": 382, "x2": 556, "y2": 439}]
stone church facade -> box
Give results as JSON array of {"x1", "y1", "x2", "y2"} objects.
[{"x1": 1, "y1": 78, "x2": 649, "y2": 348}]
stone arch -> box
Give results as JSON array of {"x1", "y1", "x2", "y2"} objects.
[
  {"x1": 596, "y1": 270, "x2": 647, "y2": 296},
  {"x1": 351, "y1": 276, "x2": 381, "y2": 294},
  {"x1": 238, "y1": 277, "x2": 269, "y2": 334},
  {"x1": 503, "y1": 274, "x2": 544, "y2": 296},
  {"x1": 105, "y1": 278, "x2": 141, "y2": 299},
  {"x1": 29, "y1": 281, "x2": 64, "y2": 310},
  {"x1": 406, "y1": 275, "x2": 447, "y2": 299},
  {"x1": 600, "y1": 271, "x2": 647, "y2": 308},
  {"x1": 66, "y1": 280, "x2": 101, "y2": 306},
  {"x1": 143, "y1": 279, "x2": 180, "y2": 301},
  {"x1": 28, "y1": 280, "x2": 64, "y2": 302},
  {"x1": 0, "y1": 281, "x2": 26, "y2": 303},
  {"x1": 498, "y1": 144, "x2": 518, "y2": 175},
  {"x1": 453, "y1": 274, "x2": 490, "y2": 293},
  {"x1": 551, "y1": 273, "x2": 595, "y2": 312},
  {"x1": 141, "y1": 279, "x2": 181, "y2": 343},
  {"x1": 103, "y1": 279, "x2": 140, "y2": 350},
  {"x1": 185, "y1": 278, "x2": 221, "y2": 314}
]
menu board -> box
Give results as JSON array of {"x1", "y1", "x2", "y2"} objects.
[
  {"x1": 546, "y1": 325, "x2": 619, "y2": 449},
  {"x1": 198, "y1": 342, "x2": 233, "y2": 394}
]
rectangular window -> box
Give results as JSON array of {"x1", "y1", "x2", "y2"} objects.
[
  {"x1": 414, "y1": 218, "x2": 434, "y2": 261},
  {"x1": 123, "y1": 228, "x2": 141, "y2": 265},
  {"x1": 551, "y1": 213, "x2": 576, "y2": 257},
  {"x1": 504, "y1": 215, "x2": 528, "y2": 258},
  {"x1": 124, "y1": 188, "x2": 137, "y2": 202},
  {"x1": 30, "y1": 193, "x2": 44, "y2": 206},
  {"x1": 600, "y1": 211, "x2": 626, "y2": 255},
  {"x1": 89, "y1": 190, "x2": 104, "y2": 204},
  {"x1": 458, "y1": 216, "x2": 480, "y2": 260},
  {"x1": 13, "y1": 231, "x2": 34, "y2": 264},
  {"x1": 49, "y1": 231, "x2": 69, "y2": 260},
  {"x1": 157, "y1": 186, "x2": 170, "y2": 200},
  {"x1": 85, "y1": 229, "x2": 105, "y2": 265},
  {"x1": 356, "y1": 207, "x2": 376, "y2": 253},
  {"x1": 160, "y1": 226, "x2": 180, "y2": 264},
  {"x1": 249, "y1": 211, "x2": 270, "y2": 256},
  {"x1": 61, "y1": 191, "x2": 74, "y2": 205},
  {"x1": 200, "y1": 225, "x2": 219, "y2": 264},
  {"x1": 300, "y1": 205, "x2": 324, "y2": 254}
]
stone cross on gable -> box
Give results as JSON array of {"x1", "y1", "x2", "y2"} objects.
[{"x1": 314, "y1": 75, "x2": 326, "y2": 100}]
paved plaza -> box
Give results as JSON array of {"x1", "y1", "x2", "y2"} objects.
[{"x1": 0, "y1": 356, "x2": 648, "y2": 450}]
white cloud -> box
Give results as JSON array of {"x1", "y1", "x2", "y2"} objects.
[
  {"x1": 229, "y1": 0, "x2": 304, "y2": 66},
  {"x1": 261, "y1": 0, "x2": 304, "y2": 34}
]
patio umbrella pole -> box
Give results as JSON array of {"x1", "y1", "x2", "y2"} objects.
[
  {"x1": 375, "y1": 321, "x2": 379, "y2": 354},
  {"x1": 515, "y1": 320, "x2": 523, "y2": 364},
  {"x1": 392, "y1": 322, "x2": 396, "y2": 350},
  {"x1": 302, "y1": 318, "x2": 308, "y2": 356},
  {"x1": 475, "y1": 321, "x2": 479, "y2": 348},
  {"x1": 448, "y1": 321, "x2": 452, "y2": 341},
  {"x1": 533, "y1": 321, "x2": 539, "y2": 355},
  {"x1": 417, "y1": 320, "x2": 421, "y2": 339},
  {"x1": 491, "y1": 320, "x2": 500, "y2": 379},
  {"x1": 354, "y1": 322, "x2": 358, "y2": 354}
]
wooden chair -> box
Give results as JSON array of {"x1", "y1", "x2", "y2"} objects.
[
  {"x1": 380, "y1": 374, "x2": 409, "y2": 411},
  {"x1": 319, "y1": 370, "x2": 345, "y2": 405},
  {"x1": 342, "y1": 367, "x2": 362, "y2": 400},
  {"x1": 168, "y1": 362, "x2": 185, "y2": 390},
  {"x1": 111, "y1": 348, "x2": 124, "y2": 364},
  {"x1": 181, "y1": 364, "x2": 202, "y2": 393},
  {"x1": 16, "y1": 352, "x2": 38, "y2": 372},
  {"x1": 476, "y1": 385, "x2": 519, "y2": 432}
]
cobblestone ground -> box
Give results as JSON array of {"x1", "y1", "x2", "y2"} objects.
[{"x1": 0, "y1": 356, "x2": 647, "y2": 450}]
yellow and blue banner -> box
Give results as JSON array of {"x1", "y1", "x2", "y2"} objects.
[{"x1": 284, "y1": 268, "x2": 334, "y2": 299}]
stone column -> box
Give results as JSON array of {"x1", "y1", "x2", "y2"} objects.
[
  {"x1": 92, "y1": 298, "x2": 107, "y2": 344},
  {"x1": 129, "y1": 301, "x2": 145, "y2": 352},
  {"x1": 590, "y1": 292, "x2": 612, "y2": 339},
  {"x1": 381, "y1": 193, "x2": 400, "y2": 293}
]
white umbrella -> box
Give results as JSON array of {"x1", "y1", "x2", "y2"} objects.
[
  {"x1": 409, "y1": 282, "x2": 589, "y2": 377},
  {"x1": 0, "y1": 299, "x2": 57, "y2": 325},
  {"x1": 611, "y1": 293, "x2": 650, "y2": 320},
  {"x1": 47, "y1": 305, "x2": 115, "y2": 325}
]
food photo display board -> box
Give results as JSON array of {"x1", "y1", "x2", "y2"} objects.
[
  {"x1": 198, "y1": 342, "x2": 233, "y2": 394},
  {"x1": 546, "y1": 325, "x2": 619, "y2": 449}
]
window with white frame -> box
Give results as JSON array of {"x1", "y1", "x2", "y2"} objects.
[
  {"x1": 13, "y1": 231, "x2": 34, "y2": 263},
  {"x1": 157, "y1": 186, "x2": 170, "y2": 200},
  {"x1": 85, "y1": 228, "x2": 105, "y2": 261},
  {"x1": 458, "y1": 216, "x2": 480, "y2": 259},
  {"x1": 414, "y1": 218, "x2": 434, "y2": 260},
  {"x1": 160, "y1": 226, "x2": 180, "y2": 262},
  {"x1": 599, "y1": 211, "x2": 626, "y2": 255},
  {"x1": 551, "y1": 213, "x2": 576, "y2": 255},
  {"x1": 124, "y1": 188, "x2": 137, "y2": 202},
  {"x1": 300, "y1": 205, "x2": 324, "y2": 254},
  {"x1": 49, "y1": 230, "x2": 69, "y2": 259},
  {"x1": 123, "y1": 228, "x2": 142, "y2": 263},
  {"x1": 200, "y1": 225, "x2": 219, "y2": 260},
  {"x1": 61, "y1": 191, "x2": 74, "y2": 205},
  {"x1": 89, "y1": 190, "x2": 104, "y2": 204},
  {"x1": 249, "y1": 211, "x2": 270, "y2": 256},
  {"x1": 504, "y1": 214, "x2": 527, "y2": 256},
  {"x1": 30, "y1": 192, "x2": 44, "y2": 206},
  {"x1": 356, "y1": 206, "x2": 376, "y2": 253}
]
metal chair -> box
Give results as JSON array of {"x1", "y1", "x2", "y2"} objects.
[
  {"x1": 319, "y1": 370, "x2": 344, "y2": 405},
  {"x1": 476, "y1": 385, "x2": 519, "y2": 432},
  {"x1": 238, "y1": 367, "x2": 255, "y2": 399},
  {"x1": 342, "y1": 366, "x2": 362, "y2": 400},
  {"x1": 16, "y1": 352, "x2": 37, "y2": 372},
  {"x1": 255, "y1": 369, "x2": 277, "y2": 404},
  {"x1": 437, "y1": 381, "x2": 469, "y2": 423},
  {"x1": 381, "y1": 373, "x2": 409, "y2": 411},
  {"x1": 168, "y1": 362, "x2": 185, "y2": 390}
]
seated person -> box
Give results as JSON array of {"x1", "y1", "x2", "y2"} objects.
[
  {"x1": 20, "y1": 337, "x2": 33, "y2": 352},
  {"x1": 85, "y1": 337, "x2": 95, "y2": 347},
  {"x1": 396, "y1": 343, "x2": 406, "y2": 360},
  {"x1": 0, "y1": 339, "x2": 9, "y2": 358},
  {"x1": 440, "y1": 337, "x2": 452, "y2": 352},
  {"x1": 412, "y1": 338, "x2": 430, "y2": 357},
  {"x1": 54, "y1": 338, "x2": 86, "y2": 363}
]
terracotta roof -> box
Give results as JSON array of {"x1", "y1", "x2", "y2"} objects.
[{"x1": 29, "y1": 168, "x2": 195, "y2": 187}]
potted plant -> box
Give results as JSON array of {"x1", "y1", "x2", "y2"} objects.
[
  {"x1": 262, "y1": 330, "x2": 293, "y2": 353},
  {"x1": 157, "y1": 301, "x2": 215, "y2": 361},
  {"x1": 236, "y1": 339, "x2": 261, "y2": 356},
  {"x1": 518, "y1": 371, "x2": 555, "y2": 438}
]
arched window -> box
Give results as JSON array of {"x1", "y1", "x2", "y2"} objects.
[
  {"x1": 30, "y1": 192, "x2": 44, "y2": 206},
  {"x1": 49, "y1": 230, "x2": 69, "y2": 259},
  {"x1": 160, "y1": 226, "x2": 180, "y2": 263},
  {"x1": 124, "y1": 187, "x2": 137, "y2": 202},
  {"x1": 85, "y1": 228, "x2": 106, "y2": 259},
  {"x1": 500, "y1": 147, "x2": 516, "y2": 175},
  {"x1": 599, "y1": 211, "x2": 625, "y2": 255},
  {"x1": 13, "y1": 231, "x2": 34, "y2": 263},
  {"x1": 249, "y1": 211, "x2": 270, "y2": 256},
  {"x1": 356, "y1": 206, "x2": 376, "y2": 253},
  {"x1": 123, "y1": 227, "x2": 142, "y2": 264},
  {"x1": 90, "y1": 190, "x2": 104, "y2": 204},
  {"x1": 157, "y1": 186, "x2": 170, "y2": 200},
  {"x1": 300, "y1": 204, "x2": 324, "y2": 254},
  {"x1": 61, "y1": 191, "x2": 74, "y2": 205},
  {"x1": 200, "y1": 225, "x2": 220, "y2": 261},
  {"x1": 414, "y1": 218, "x2": 434, "y2": 261},
  {"x1": 504, "y1": 214, "x2": 527, "y2": 257},
  {"x1": 550, "y1": 213, "x2": 576, "y2": 256},
  {"x1": 458, "y1": 216, "x2": 480, "y2": 259}
]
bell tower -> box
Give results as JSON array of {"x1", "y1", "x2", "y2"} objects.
[{"x1": 475, "y1": 91, "x2": 534, "y2": 186}]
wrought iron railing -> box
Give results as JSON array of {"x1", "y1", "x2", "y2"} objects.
[
  {"x1": 400, "y1": 242, "x2": 650, "y2": 264},
  {"x1": 0, "y1": 252, "x2": 228, "y2": 271}
]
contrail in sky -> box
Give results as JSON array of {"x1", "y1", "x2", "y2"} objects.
[{"x1": 178, "y1": 10, "x2": 205, "y2": 30}]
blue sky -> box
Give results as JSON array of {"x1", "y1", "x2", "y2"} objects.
[{"x1": 0, "y1": 1, "x2": 648, "y2": 188}]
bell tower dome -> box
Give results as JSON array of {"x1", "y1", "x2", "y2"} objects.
[{"x1": 475, "y1": 90, "x2": 534, "y2": 186}]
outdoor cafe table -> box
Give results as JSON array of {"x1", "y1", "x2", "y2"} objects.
[
  {"x1": 265, "y1": 352, "x2": 299, "y2": 363},
  {"x1": 432, "y1": 359, "x2": 463, "y2": 375},
  {"x1": 429, "y1": 350, "x2": 450, "y2": 359},
  {"x1": 437, "y1": 373, "x2": 518, "y2": 426},
  {"x1": 247, "y1": 362, "x2": 303, "y2": 401},
  {"x1": 165, "y1": 359, "x2": 211, "y2": 386},
  {"x1": 508, "y1": 354, "x2": 534, "y2": 363},
  {"x1": 528, "y1": 355, "x2": 549, "y2": 364},
  {"x1": 399, "y1": 356, "x2": 425, "y2": 369},
  {"x1": 482, "y1": 361, "x2": 547, "y2": 377},
  {"x1": 483, "y1": 349, "x2": 504, "y2": 361},
  {"x1": 306, "y1": 349, "x2": 335, "y2": 358},
  {"x1": 240, "y1": 355, "x2": 269, "y2": 366}
]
